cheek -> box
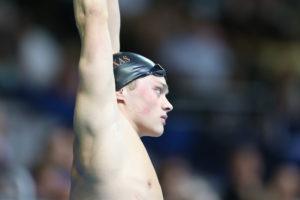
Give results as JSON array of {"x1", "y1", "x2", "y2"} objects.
[
  {"x1": 141, "y1": 106, "x2": 152, "y2": 115},
  {"x1": 139, "y1": 89, "x2": 158, "y2": 115}
]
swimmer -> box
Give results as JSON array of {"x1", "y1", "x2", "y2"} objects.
[{"x1": 70, "y1": 0, "x2": 173, "y2": 199}]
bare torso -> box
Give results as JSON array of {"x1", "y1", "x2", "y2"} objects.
[
  {"x1": 96, "y1": 114, "x2": 163, "y2": 199},
  {"x1": 71, "y1": 111, "x2": 164, "y2": 200}
]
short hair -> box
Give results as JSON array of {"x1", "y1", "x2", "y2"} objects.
[{"x1": 126, "y1": 80, "x2": 137, "y2": 90}]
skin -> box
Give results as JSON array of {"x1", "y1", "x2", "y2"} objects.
[
  {"x1": 70, "y1": 0, "x2": 173, "y2": 199},
  {"x1": 117, "y1": 76, "x2": 172, "y2": 137}
]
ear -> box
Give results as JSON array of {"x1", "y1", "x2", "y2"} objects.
[{"x1": 116, "y1": 88, "x2": 126, "y2": 103}]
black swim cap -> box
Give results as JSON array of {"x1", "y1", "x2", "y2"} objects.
[{"x1": 113, "y1": 52, "x2": 166, "y2": 91}]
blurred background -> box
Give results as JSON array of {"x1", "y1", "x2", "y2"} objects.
[{"x1": 0, "y1": 0, "x2": 299, "y2": 199}]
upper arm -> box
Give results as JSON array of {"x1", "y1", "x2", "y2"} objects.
[
  {"x1": 74, "y1": 0, "x2": 117, "y2": 124},
  {"x1": 71, "y1": 2, "x2": 126, "y2": 198},
  {"x1": 72, "y1": 0, "x2": 122, "y2": 176},
  {"x1": 108, "y1": 0, "x2": 120, "y2": 53}
]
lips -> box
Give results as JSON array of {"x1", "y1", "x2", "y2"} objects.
[{"x1": 160, "y1": 115, "x2": 168, "y2": 125}]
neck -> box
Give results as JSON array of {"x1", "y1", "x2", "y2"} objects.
[{"x1": 117, "y1": 103, "x2": 141, "y2": 136}]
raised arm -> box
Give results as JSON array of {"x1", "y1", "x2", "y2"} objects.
[
  {"x1": 108, "y1": 0, "x2": 120, "y2": 53},
  {"x1": 73, "y1": 0, "x2": 117, "y2": 127},
  {"x1": 71, "y1": 0, "x2": 121, "y2": 199},
  {"x1": 74, "y1": 0, "x2": 119, "y2": 53}
]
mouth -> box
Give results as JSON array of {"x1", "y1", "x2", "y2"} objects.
[{"x1": 160, "y1": 115, "x2": 168, "y2": 125}]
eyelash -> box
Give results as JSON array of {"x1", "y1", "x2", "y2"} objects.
[{"x1": 155, "y1": 88, "x2": 163, "y2": 95}]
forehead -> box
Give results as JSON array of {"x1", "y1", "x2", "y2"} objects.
[
  {"x1": 135, "y1": 75, "x2": 169, "y2": 95},
  {"x1": 139, "y1": 75, "x2": 167, "y2": 85}
]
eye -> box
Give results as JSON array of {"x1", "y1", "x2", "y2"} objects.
[{"x1": 154, "y1": 87, "x2": 163, "y2": 96}]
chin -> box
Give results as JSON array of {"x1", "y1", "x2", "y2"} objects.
[
  {"x1": 140, "y1": 126, "x2": 164, "y2": 137},
  {"x1": 150, "y1": 131, "x2": 164, "y2": 137},
  {"x1": 148, "y1": 128, "x2": 164, "y2": 137}
]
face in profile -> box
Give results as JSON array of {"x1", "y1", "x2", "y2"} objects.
[{"x1": 119, "y1": 75, "x2": 173, "y2": 137}]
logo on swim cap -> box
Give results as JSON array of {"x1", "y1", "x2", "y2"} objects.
[{"x1": 113, "y1": 55, "x2": 131, "y2": 67}]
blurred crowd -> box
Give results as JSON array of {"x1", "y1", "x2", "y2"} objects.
[{"x1": 0, "y1": 0, "x2": 299, "y2": 199}]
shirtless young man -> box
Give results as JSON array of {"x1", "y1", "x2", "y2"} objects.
[{"x1": 70, "y1": 0, "x2": 173, "y2": 199}]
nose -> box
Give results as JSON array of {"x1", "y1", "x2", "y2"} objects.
[{"x1": 163, "y1": 97, "x2": 173, "y2": 112}]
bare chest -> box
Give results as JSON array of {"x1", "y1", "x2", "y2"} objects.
[{"x1": 97, "y1": 127, "x2": 163, "y2": 199}]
